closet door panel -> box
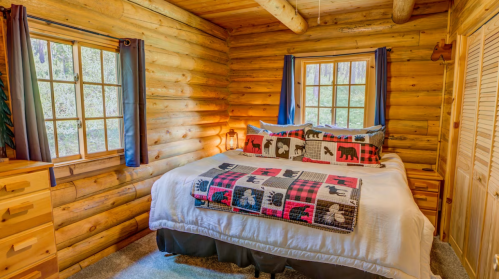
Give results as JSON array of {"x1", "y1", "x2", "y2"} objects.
[{"x1": 450, "y1": 30, "x2": 483, "y2": 257}]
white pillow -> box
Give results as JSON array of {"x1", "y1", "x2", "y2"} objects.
[
  {"x1": 322, "y1": 124, "x2": 383, "y2": 135},
  {"x1": 259, "y1": 120, "x2": 313, "y2": 133}
]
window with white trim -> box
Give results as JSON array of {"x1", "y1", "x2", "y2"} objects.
[
  {"x1": 296, "y1": 54, "x2": 376, "y2": 128},
  {"x1": 30, "y1": 35, "x2": 123, "y2": 163}
]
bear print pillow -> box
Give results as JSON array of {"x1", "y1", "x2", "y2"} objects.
[
  {"x1": 242, "y1": 128, "x2": 306, "y2": 160},
  {"x1": 302, "y1": 127, "x2": 382, "y2": 168}
]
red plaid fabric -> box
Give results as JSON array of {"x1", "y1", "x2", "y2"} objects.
[
  {"x1": 322, "y1": 132, "x2": 336, "y2": 142},
  {"x1": 269, "y1": 131, "x2": 288, "y2": 137},
  {"x1": 335, "y1": 135, "x2": 353, "y2": 142},
  {"x1": 287, "y1": 129, "x2": 305, "y2": 140},
  {"x1": 360, "y1": 144, "x2": 380, "y2": 164},
  {"x1": 286, "y1": 179, "x2": 322, "y2": 203},
  {"x1": 262, "y1": 208, "x2": 283, "y2": 218},
  {"x1": 211, "y1": 171, "x2": 247, "y2": 188},
  {"x1": 302, "y1": 157, "x2": 331, "y2": 164},
  {"x1": 252, "y1": 168, "x2": 281, "y2": 176}
]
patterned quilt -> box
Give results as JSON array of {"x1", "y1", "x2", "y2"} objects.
[{"x1": 191, "y1": 162, "x2": 362, "y2": 233}]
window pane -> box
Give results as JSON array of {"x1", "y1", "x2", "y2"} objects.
[
  {"x1": 350, "y1": 86, "x2": 365, "y2": 107},
  {"x1": 38, "y1": 81, "x2": 52, "y2": 119},
  {"x1": 86, "y1": 119, "x2": 106, "y2": 153},
  {"x1": 336, "y1": 86, "x2": 349, "y2": 107},
  {"x1": 103, "y1": 51, "x2": 120, "y2": 84},
  {"x1": 107, "y1": 118, "x2": 123, "y2": 150},
  {"x1": 306, "y1": 64, "x2": 320, "y2": 85},
  {"x1": 337, "y1": 62, "x2": 350, "y2": 84},
  {"x1": 45, "y1": 121, "x2": 56, "y2": 158},
  {"x1": 81, "y1": 47, "x2": 102, "y2": 82},
  {"x1": 305, "y1": 87, "x2": 319, "y2": 106},
  {"x1": 319, "y1": 108, "x2": 332, "y2": 125},
  {"x1": 50, "y1": 42, "x2": 74, "y2": 81},
  {"x1": 53, "y1": 83, "x2": 77, "y2": 118},
  {"x1": 31, "y1": 38, "x2": 49, "y2": 79},
  {"x1": 84, "y1": 85, "x2": 104, "y2": 117},
  {"x1": 319, "y1": 86, "x2": 332, "y2": 107},
  {"x1": 305, "y1": 108, "x2": 318, "y2": 126},
  {"x1": 57, "y1": 120, "x2": 79, "y2": 157},
  {"x1": 105, "y1": 86, "x2": 122, "y2": 116},
  {"x1": 320, "y1": 63, "x2": 333, "y2": 85},
  {"x1": 349, "y1": 108, "x2": 364, "y2": 128},
  {"x1": 351, "y1": 61, "x2": 366, "y2": 84},
  {"x1": 335, "y1": 108, "x2": 348, "y2": 128}
]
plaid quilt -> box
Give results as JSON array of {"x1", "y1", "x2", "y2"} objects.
[{"x1": 191, "y1": 163, "x2": 362, "y2": 233}]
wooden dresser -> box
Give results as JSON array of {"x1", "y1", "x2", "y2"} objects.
[
  {"x1": 0, "y1": 160, "x2": 59, "y2": 279},
  {"x1": 406, "y1": 169, "x2": 444, "y2": 235}
]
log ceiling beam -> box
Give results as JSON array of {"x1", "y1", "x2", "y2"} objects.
[
  {"x1": 125, "y1": 0, "x2": 228, "y2": 40},
  {"x1": 253, "y1": 0, "x2": 308, "y2": 34},
  {"x1": 392, "y1": 0, "x2": 416, "y2": 24}
]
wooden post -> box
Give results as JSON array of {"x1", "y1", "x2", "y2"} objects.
[
  {"x1": 392, "y1": 0, "x2": 416, "y2": 24},
  {"x1": 253, "y1": 0, "x2": 308, "y2": 34}
]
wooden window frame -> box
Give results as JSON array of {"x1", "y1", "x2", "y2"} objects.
[
  {"x1": 29, "y1": 19, "x2": 123, "y2": 164},
  {"x1": 294, "y1": 53, "x2": 376, "y2": 128}
]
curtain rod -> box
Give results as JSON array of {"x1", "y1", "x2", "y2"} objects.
[
  {"x1": 0, "y1": 6, "x2": 128, "y2": 43},
  {"x1": 295, "y1": 48, "x2": 392, "y2": 59}
]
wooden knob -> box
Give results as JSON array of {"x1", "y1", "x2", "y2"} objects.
[{"x1": 12, "y1": 237, "x2": 38, "y2": 252}]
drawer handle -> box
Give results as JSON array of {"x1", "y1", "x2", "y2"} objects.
[
  {"x1": 9, "y1": 202, "x2": 34, "y2": 215},
  {"x1": 414, "y1": 195, "x2": 428, "y2": 201},
  {"x1": 19, "y1": 271, "x2": 42, "y2": 279},
  {"x1": 13, "y1": 237, "x2": 38, "y2": 252},
  {"x1": 414, "y1": 184, "x2": 429, "y2": 190},
  {"x1": 5, "y1": 181, "x2": 30, "y2": 192}
]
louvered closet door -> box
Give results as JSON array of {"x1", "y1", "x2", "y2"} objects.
[
  {"x1": 450, "y1": 29, "x2": 483, "y2": 260},
  {"x1": 478, "y1": 17, "x2": 499, "y2": 279}
]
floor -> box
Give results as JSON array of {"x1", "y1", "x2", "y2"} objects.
[{"x1": 69, "y1": 233, "x2": 469, "y2": 279}]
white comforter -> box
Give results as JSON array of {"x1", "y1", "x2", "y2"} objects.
[{"x1": 150, "y1": 150, "x2": 438, "y2": 279}]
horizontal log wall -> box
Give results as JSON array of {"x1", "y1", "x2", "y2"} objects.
[
  {"x1": 0, "y1": 0, "x2": 229, "y2": 277},
  {"x1": 228, "y1": 6, "x2": 449, "y2": 169}
]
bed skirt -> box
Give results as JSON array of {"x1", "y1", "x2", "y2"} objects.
[{"x1": 156, "y1": 228, "x2": 386, "y2": 279}]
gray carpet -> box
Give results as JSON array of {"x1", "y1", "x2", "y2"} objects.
[{"x1": 69, "y1": 233, "x2": 469, "y2": 279}]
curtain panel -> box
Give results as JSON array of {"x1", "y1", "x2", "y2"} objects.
[
  {"x1": 277, "y1": 55, "x2": 295, "y2": 125},
  {"x1": 120, "y1": 39, "x2": 148, "y2": 167},
  {"x1": 374, "y1": 47, "x2": 387, "y2": 126},
  {"x1": 6, "y1": 4, "x2": 55, "y2": 186}
]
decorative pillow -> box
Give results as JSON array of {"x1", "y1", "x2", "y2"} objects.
[
  {"x1": 242, "y1": 128, "x2": 306, "y2": 160},
  {"x1": 247, "y1": 124, "x2": 269, "y2": 135},
  {"x1": 321, "y1": 124, "x2": 383, "y2": 135},
  {"x1": 260, "y1": 120, "x2": 313, "y2": 133},
  {"x1": 302, "y1": 127, "x2": 383, "y2": 168}
]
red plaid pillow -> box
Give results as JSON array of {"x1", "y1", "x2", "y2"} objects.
[{"x1": 243, "y1": 128, "x2": 306, "y2": 160}]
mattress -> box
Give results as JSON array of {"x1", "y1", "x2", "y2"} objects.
[{"x1": 149, "y1": 150, "x2": 438, "y2": 279}]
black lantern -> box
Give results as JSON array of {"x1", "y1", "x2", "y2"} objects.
[{"x1": 225, "y1": 129, "x2": 239, "y2": 150}]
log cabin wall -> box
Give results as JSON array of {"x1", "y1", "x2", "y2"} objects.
[
  {"x1": 227, "y1": 3, "x2": 449, "y2": 170},
  {"x1": 0, "y1": 0, "x2": 229, "y2": 277}
]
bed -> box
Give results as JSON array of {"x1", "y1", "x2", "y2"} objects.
[{"x1": 149, "y1": 150, "x2": 438, "y2": 279}]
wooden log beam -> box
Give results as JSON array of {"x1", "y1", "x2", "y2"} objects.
[
  {"x1": 229, "y1": 105, "x2": 280, "y2": 117},
  {"x1": 146, "y1": 99, "x2": 228, "y2": 113},
  {"x1": 393, "y1": 0, "x2": 416, "y2": 24},
  {"x1": 146, "y1": 111, "x2": 229, "y2": 130},
  {"x1": 229, "y1": 82, "x2": 281, "y2": 93},
  {"x1": 148, "y1": 136, "x2": 222, "y2": 162},
  {"x1": 253, "y1": 0, "x2": 308, "y2": 34},
  {"x1": 228, "y1": 116, "x2": 277, "y2": 129},
  {"x1": 147, "y1": 83, "x2": 229, "y2": 100},
  {"x1": 230, "y1": 69, "x2": 283, "y2": 82},
  {"x1": 228, "y1": 93, "x2": 281, "y2": 105},
  {"x1": 147, "y1": 123, "x2": 229, "y2": 146},
  {"x1": 146, "y1": 64, "x2": 230, "y2": 87},
  {"x1": 126, "y1": 0, "x2": 228, "y2": 40}
]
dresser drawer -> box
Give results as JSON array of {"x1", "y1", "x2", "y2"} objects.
[
  {"x1": 408, "y1": 178, "x2": 440, "y2": 193},
  {"x1": 0, "y1": 171, "x2": 50, "y2": 201},
  {"x1": 0, "y1": 223, "x2": 56, "y2": 278},
  {"x1": 0, "y1": 190, "x2": 53, "y2": 239},
  {"x1": 412, "y1": 190, "x2": 439, "y2": 210},
  {"x1": 421, "y1": 209, "x2": 437, "y2": 228},
  {"x1": 1, "y1": 255, "x2": 58, "y2": 279}
]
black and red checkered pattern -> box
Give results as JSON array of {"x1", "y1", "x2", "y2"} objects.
[
  {"x1": 191, "y1": 162, "x2": 363, "y2": 234},
  {"x1": 211, "y1": 171, "x2": 247, "y2": 188},
  {"x1": 269, "y1": 131, "x2": 288, "y2": 137},
  {"x1": 360, "y1": 144, "x2": 379, "y2": 163},
  {"x1": 287, "y1": 129, "x2": 305, "y2": 140},
  {"x1": 286, "y1": 179, "x2": 322, "y2": 203}
]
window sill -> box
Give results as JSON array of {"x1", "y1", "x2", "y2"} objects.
[{"x1": 53, "y1": 153, "x2": 125, "y2": 180}]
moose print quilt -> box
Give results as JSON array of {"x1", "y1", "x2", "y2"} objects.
[
  {"x1": 191, "y1": 162, "x2": 362, "y2": 233},
  {"x1": 303, "y1": 127, "x2": 383, "y2": 168}
]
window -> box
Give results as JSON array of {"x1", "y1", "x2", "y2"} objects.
[
  {"x1": 296, "y1": 54, "x2": 375, "y2": 128},
  {"x1": 31, "y1": 35, "x2": 123, "y2": 163}
]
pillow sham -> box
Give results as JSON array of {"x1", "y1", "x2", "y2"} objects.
[
  {"x1": 242, "y1": 128, "x2": 306, "y2": 160},
  {"x1": 302, "y1": 127, "x2": 383, "y2": 168},
  {"x1": 260, "y1": 120, "x2": 313, "y2": 133},
  {"x1": 321, "y1": 124, "x2": 383, "y2": 135},
  {"x1": 247, "y1": 124, "x2": 269, "y2": 135}
]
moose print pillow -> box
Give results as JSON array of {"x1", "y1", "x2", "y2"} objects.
[
  {"x1": 302, "y1": 127, "x2": 383, "y2": 168},
  {"x1": 242, "y1": 127, "x2": 306, "y2": 160}
]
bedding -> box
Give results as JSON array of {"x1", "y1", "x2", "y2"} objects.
[
  {"x1": 150, "y1": 150, "x2": 438, "y2": 279},
  {"x1": 260, "y1": 120, "x2": 313, "y2": 133},
  {"x1": 242, "y1": 128, "x2": 305, "y2": 160},
  {"x1": 303, "y1": 127, "x2": 383, "y2": 167},
  {"x1": 191, "y1": 163, "x2": 362, "y2": 233}
]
